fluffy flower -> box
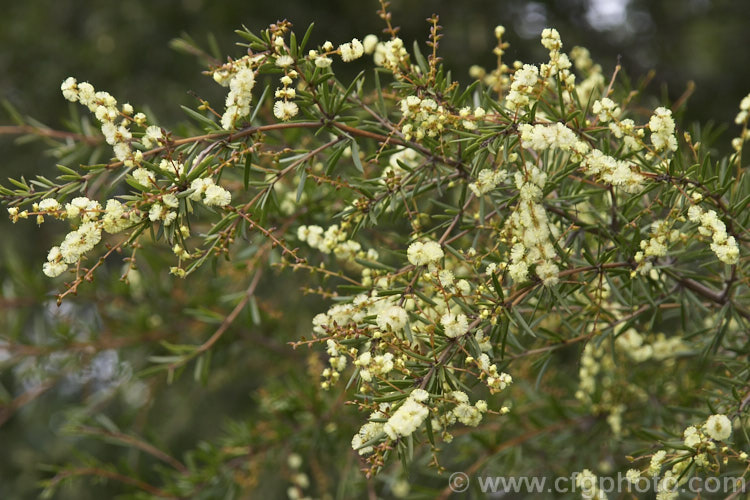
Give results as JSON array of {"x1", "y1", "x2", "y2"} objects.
[
  {"x1": 314, "y1": 56, "x2": 332, "y2": 68},
  {"x1": 406, "y1": 240, "x2": 444, "y2": 266},
  {"x1": 351, "y1": 405, "x2": 388, "y2": 454},
  {"x1": 592, "y1": 97, "x2": 621, "y2": 122},
  {"x1": 383, "y1": 396, "x2": 429, "y2": 440},
  {"x1": 440, "y1": 312, "x2": 469, "y2": 338},
  {"x1": 59, "y1": 221, "x2": 102, "y2": 264},
  {"x1": 102, "y1": 199, "x2": 131, "y2": 234},
  {"x1": 703, "y1": 414, "x2": 732, "y2": 441},
  {"x1": 61, "y1": 77, "x2": 79, "y2": 102},
  {"x1": 581, "y1": 149, "x2": 644, "y2": 193},
  {"x1": 65, "y1": 196, "x2": 101, "y2": 221},
  {"x1": 274, "y1": 55, "x2": 294, "y2": 68},
  {"x1": 362, "y1": 34, "x2": 378, "y2": 54},
  {"x1": 221, "y1": 67, "x2": 256, "y2": 130},
  {"x1": 38, "y1": 198, "x2": 61, "y2": 212},
  {"x1": 203, "y1": 184, "x2": 232, "y2": 207},
  {"x1": 142, "y1": 125, "x2": 163, "y2": 148},
  {"x1": 649, "y1": 107, "x2": 678, "y2": 152},
  {"x1": 376, "y1": 305, "x2": 408, "y2": 332},
  {"x1": 540, "y1": 28, "x2": 562, "y2": 51},
  {"x1": 43, "y1": 246, "x2": 68, "y2": 278},
  {"x1": 132, "y1": 167, "x2": 155, "y2": 187},
  {"x1": 468, "y1": 169, "x2": 507, "y2": 196},
  {"x1": 506, "y1": 64, "x2": 539, "y2": 110},
  {"x1": 519, "y1": 122, "x2": 579, "y2": 151},
  {"x1": 273, "y1": 100, "x2": 299, "y2": 121},
  {"x1": 339, "y1": 38, "x2": 364, "y2": 62}
]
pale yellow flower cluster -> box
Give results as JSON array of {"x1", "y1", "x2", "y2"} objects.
[
  {"x1": 688, "y1": 205, "x2": 740, "y2": 264},
  {"x1": 505, "y1": 166, "x2": 559, "y2": 286},
  {"x1": 38, "y1": 196, "x2": 142, "y2": 278},
  {"x1": 61, "y1": 77, "x2": 145, "y2": 164}
]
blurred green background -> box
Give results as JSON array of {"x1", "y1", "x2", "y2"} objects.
[{"x1": 1, "y1": 0, "x2": 749, "y2": 498}]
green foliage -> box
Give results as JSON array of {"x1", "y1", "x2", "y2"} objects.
[{"x1": 1, "y1": 5, "x2": 749, "y2": 499}]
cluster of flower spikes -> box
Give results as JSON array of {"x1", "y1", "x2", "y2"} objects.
[
  {"x1": 468, "y1": 167, "x2": 508, "y2": 197},
  {"x1": 398, "y1": 96, "x2": 453, "y2": 142},
  {"x1": 372, "y1": 37, "x2": 410, "y2": 77},
  {"x1": 518, "y1": 118, "x2": 646, "y2": 195},
  {"x1": 219, "y1": 60, "x2": 257, "y2": 130},
  {"x1": 621, "y1": 414, "x2": 741, "y2": 500},
  {"x1": 296, "y1": 223, "x2": 373, "y2": 262},
  {"x1": 505, "y1": 62, "x2": 539, "y2": 111},
  {"x1": 31, "y1": 196, "x2": 136, "y2": 278},
  {"x1": 216, "y1": 27, "x2": 383, "y2": 128},
  {"x1": 633, "y1": 218, "x2": 682, "y2": 276},
  {"x1": 351, "y1": 388, "x2": 494, "y2": 455},
  {"x1": 648, "y1": 106, "x2": 679, "y2": 153},
  {"x1": 688, "y1": 198, "x2": 740, "y2": 265},
  {"x1": 501, "y1": 165, "x2": 560, "y2": 286},
  {"x1": 60, "y1": 77, "x2": 143, "y2": 164},
  {"x1": 19, "y1": 78, "x2": 234, "y2": 279},
  {"x1": 505, "y1": 28, "x2": 575, "y2": 111},
  {"x1": 469, "y1": 25, "x2": 511, "y2": 92},
  {"x1": 314, "y1": 290, "x2": 409, "y2": 390},
  {"x1": 270, "y1": 28, "x2": 301, "y2": 122},
  {"x1": 592, "y1": 96, "x2": 646, "y2": 154},
  {"x1": 305, "y1": 233, "x2": 514, "y2": 453},
  {"x1": 630, "y1": 191, "x2": 739, "y2": 276}
]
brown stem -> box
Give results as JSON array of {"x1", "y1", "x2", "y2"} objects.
[
  {"x1": 0, "y1": 125, "x2": 101, "y2": 145},
  {"x1": 0, "y1": 379, "x2": 56, "y2": 427},
  {"x1": 167, "y1": 270, "x2": 263, "y2": 372},
  {"x1": 47, "y1": 467, "x2": 175, "y2": 498},
  {"x1": 75, "y1": 426, "x2": 188, "y2": 473}
]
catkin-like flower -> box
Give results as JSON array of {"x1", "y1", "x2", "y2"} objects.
[
  {"x1": 102, "y1": 199, "x2": 131, "y2": 234},
  {"x1": 703, "y1": 414, "x2": 732, "y2": 441},
  {"x1": 506, "y1": 64, "x2": 539, "y2": 110},
  {"x1": 519, "y1": 122, "x2": 580, "y2": 151},
  {"x1": 142, "y1": 125, "x2": 163, "y2": 148},
  {"x1": 189, "y1": 177, "x2": 232, "y2": 207},
  {"x1": 274, "y1": 54, "x2": 294, "y2": 68},
  {"x1": 440, "y1": 312, "x2": 469, "y2": 338},
  {"x1": 351, "y1": 404, "x2": 388, "y2": 455},
  {"x1": 592, "y1": 97, "x2": 621, "y2": 122},
  {"x1": 221, "y1": 67, "x2": 256, "y2": 130},
  {"x1": 383, "y1": 394, "x2": 429, "y2": 440},
  {"x1": 581, "y1": 149, "x2": 644, "y2": 193},
  {"x1": 468, "y1": 169, "x2": 507, "y2": 196},
  {"x1": 376, "y1": 305, "x2": 408, "y2": 332},
  {"x1": 314, "y1": 56, "x2": 333, "y2": 68},
  {"x1": 273, "y1": 100, "x2": 299, "y2": 121},
  {"x1": 373, "y1": 38, "x2": 408, "y2": 72},
  {"x1": 38, "y1": 198, "x2": 61, "y2": 212},
  {"x1": 43, "y1": 246, "x2": 68, "y2": 278},
  {"x1": 339, "y1": 38, "x2": 364, "y2": 62},
  {"x1": 203, "y1": 184, "x2": 232, "y2": 207},
  {"x1": 362, "y1": 34, "x2": 378, "y2": 54},
  {"x1": 407, "y1": 240, "x2": 444, "y2": 266},
  {"x1": 648, "y1": 106, "x2": 678, "y2": 152},
  {"x1": 59, "y1": 221, "x2": 102, "y2": 264},
  {"x1": 688, "y1": 206, "x2": 740, "y2": 264}
]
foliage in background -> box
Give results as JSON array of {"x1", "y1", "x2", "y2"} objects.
[{"x1": 1, "y1": 1, "x2": 749, "y2": 499}]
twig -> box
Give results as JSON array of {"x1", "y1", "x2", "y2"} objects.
[
  {"x1": 46, "y1": 467, "x2": 175, "y2": 498},
  {"x1": 0, "y1": 125, "x2": 101, "y2": 145},
  {"x1": 74, "y1": 426, "x2": 188, "y2": 473},
  {"x1": 166, "y1": 270, "x2": 263, "y2": 372}
]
